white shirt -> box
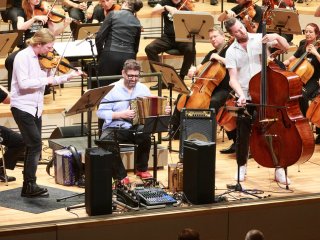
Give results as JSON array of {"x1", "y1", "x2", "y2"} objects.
[
  {"x1": 225, "y1": 33, "x2": 262, "y2": 100},
  {"x1": 11, "y1": 46, "x2": 71, "y2": 117}
]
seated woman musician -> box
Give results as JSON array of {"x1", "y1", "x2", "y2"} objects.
[
  {"x1": 0, "y1": 0, "x2": 24, "y2": 30},
  {"x1": 97, "y1": 60, "x2": 170, "y2": 185},
  {"x1": 92, "y1": 0, "x2": 121, "y2": 23},
  {"x1": 218, "y1": 0, "x2": 263, "y2": 33},
  {"x1": 283, "y1": 23, "x2": 320, "y2": 144},
  {"x1": 5, "y1": 0, "x2": 72, "y2": 91}
]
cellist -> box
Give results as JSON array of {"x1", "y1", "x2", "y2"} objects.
[
  {"x1": 163, "y1": 26, "x2": 235, "y2": 146},
  {"x1": 283, "y1": 23, "x2": 320, "y2": 144},
  {"x1": 224, "y1": 17, "x2": 291, "y2": 185}
]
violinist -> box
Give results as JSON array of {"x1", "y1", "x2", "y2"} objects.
[
  {"x1": 163, "y1": 27, "x2": 236, "y2": 147},
  {"x1": 5, "y1": 0, "x2": 72, "y2": 91},
  {"x1": 283, "y1": 23, "x2": 320, "y2": 144},
  {"x1": 218, "y1": 0, "x2": 263, "y2": 33},
  {"x1": 145, "y1": 0, "x2": 194, "y2": 90},
  {"x1": 224, "y1": 17, "x2": 291, "y2": 185},
  {"x1": 92, "y1": 0, "x2": 121, "y2": 23},
  {"x1": 10, "y1": 28, "x2": 84, "y2": 198}
]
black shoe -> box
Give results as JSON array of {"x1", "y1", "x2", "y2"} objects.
[
  {"x1": 316, "y1": 135, "x2": 320, "y2": 144},
  {"x1": 21, "y1": 182, "x2": 49, "y2": 198},
  {"x1": 210, "y1": 0, "x2": 218, "y2": 5},
  {"x1": 150, "y1": 83, "x2": 167, "y2": 90},
  {"x1": 0, "y1": 173, "x2": 16, "y2": 182},
  {"x1": 296, "y1": 0, "x2": 303, "y2": 3},
  {"x1": 220, "y1": 143, "x2": 235, "y2": 154}
]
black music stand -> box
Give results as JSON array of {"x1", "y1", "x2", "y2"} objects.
[
  {"x1": 143, "y1": 116, "x2": 170, "y2": 182},
  {"x1": 0, "y1": 31, "x2": 22, "y2": 57},
  {"x1": 219, "y1": 106, "x2": 262, "y2": 200},
  {"x1": 149, "y1": 61, "x2": 189, "y2": 152},
  {"x1": 173, "y1": 11, "x2": 214, "y2": 66}
]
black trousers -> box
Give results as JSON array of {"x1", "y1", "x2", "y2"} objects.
[
  {"x1": 100, "y1": 125, "x2": 151, "y2": 180},
  {"x1": 0, "y1": 126, "x2": 25, "y2": 170},
  {"x1": 145, "y1": 35, "x2": 194, "y2": 78}
]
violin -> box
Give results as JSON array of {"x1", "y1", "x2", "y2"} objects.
[
  {"x1": 235, "y1": 0, "x2": 257, "y2": 29},
  {"x1": 167, "y1": 0, "x2": 194, "y2": 21},
  {"x1": 39, "y1": 51, "x2": 86, "y2": 76}
]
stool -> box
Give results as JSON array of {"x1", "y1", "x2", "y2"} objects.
[{"x1": 0, "y1": 141, "x2": 8, "y2": 186}]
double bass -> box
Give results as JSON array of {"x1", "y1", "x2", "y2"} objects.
[{"x1": 248, "y1": 0, "x2": 314, "y2": 169}]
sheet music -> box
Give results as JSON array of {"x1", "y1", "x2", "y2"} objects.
[{"x1": 54, "y1": 40, "x2": 97, "y2": 58}]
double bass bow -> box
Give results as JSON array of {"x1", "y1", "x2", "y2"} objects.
[{"x1": 248, "y1": 0, "x2": 314, "y2": 169}]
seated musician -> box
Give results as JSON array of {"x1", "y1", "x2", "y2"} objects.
[
  {"x1": 5, "y1": 0, "x2": 72, "y2": 91},
  {"x1": 283, "y1": 23, "x2": 320, "y2": 144},
  {"x1": 97, "y1": 59, "x2": 170, "y2": 185},
  {"x1": 164, "y1": 26, "x2": 236, "y2": 154},
  {"x1": 0, "y1": 85, "x2": 25, "y2": 182},
  {"x1": 0, "y1": 0, "x2": 24, "y2": 30},
  {"x1": 145, "y1": 0, "x2": 194, "y2": 90},
  {"x1": 92, "y1": 0, "x2": 121, "y2": 23},
  {"x1": 218, "y1": 0, "x2": 263, "y2": 33}
]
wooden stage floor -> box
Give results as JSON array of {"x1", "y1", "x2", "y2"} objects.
[{"x1": 1, "y1": 82, "x2": 320, "y2": 229}]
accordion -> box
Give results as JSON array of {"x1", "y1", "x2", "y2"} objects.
[{"x1": 130, "y1": 96, "x2": 167, "y2": 125}]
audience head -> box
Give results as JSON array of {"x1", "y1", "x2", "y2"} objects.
[
  {"x1": 178, "y1": 228, "x2": 200, "y2": 240},
  {"x1": 245, "y1": 229, "x2": 265, "y2": 240}
]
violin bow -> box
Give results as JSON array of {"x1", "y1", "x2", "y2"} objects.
[{"x1": 45, "y1": 0, "x2": 59, "y2": 19}]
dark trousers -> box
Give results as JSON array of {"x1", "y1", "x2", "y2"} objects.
[
  {"x1": 145, "y1": 35, "x2": 194, "y2": 77},
  {"x1": 97, "y1": 51, "x2": 136, "y2": 87},
  {"x1": 11, "y1": 108, "x2": 42, "y2": 182},
  {"x1": 0, "y1": 7, "x2": 24, "y2": 30},
  {"x1": 100, "y1": 126, "x2": 151, "y2": 180},
  {"x1": 5, "y1": 50, "x2": 20, "y2": 91},
  {"x1": 0, "y1": 126, "x2": 25, "y2": 170}
]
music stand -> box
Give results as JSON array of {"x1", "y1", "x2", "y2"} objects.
[
  {"x1": 173, "y1": 11, "x2": 214, "y2": 65},
  {"x1": 267, "y1": 9, "x2": 301, "y2": 35},
  {"x1": 74, "y1": 22, "x2": 101, "y2": 40},
  {"x1": 0, "y1": 31, "x2": 22, "y2": 57},
  {"x1": 149, "y1": 60, "x2": 189, "y2": 152},
  {"x1": 143, "y1": 116, "x2": 170, "y2": 182}
]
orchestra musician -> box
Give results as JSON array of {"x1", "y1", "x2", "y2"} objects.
[
  {"x1": 224, "y1": 17, "x2": 291, "y2": 184},
  {"x1": 95, "y1": 0, "x2": 143, "y2": 86},
  {"x1": 97, "y1": 59, "x2": 170, "y2": 185},
  {"x1": 0, "y1": 85, "x2": 25, "y2": 183},
  {"x1": 10, "y1": 28, "x2": 84, "y2": 198},
  {"x1": 283, "y1": 23, "x2": 320, "y2": 144},
  {"x1": 163, "y1": 26, "x2": 236, "y2": 153},
  {"x1": 0, "y1": 0, "x2": 24, "y2": 30},
  {"x1": 5, "y1": 0, "x2": 72, "y2": 91},
  {"x1": 218, "y1": 0, "x2": 263, "y2": 33},
  {"x1": 92, "y1": 0, "x2": 121, "y2": 23},
  {"x1": 145, "y1": 0, "x2": 194, "y2": 90}
]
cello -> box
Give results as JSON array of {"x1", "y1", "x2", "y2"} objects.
[{"x1": 248, "y1": 0, "x2": 314, "y2": 169}]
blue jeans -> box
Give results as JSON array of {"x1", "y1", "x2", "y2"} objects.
[
  {"x1": 0, "y1": 126, "x2": 25, "y2": 169},
  {"x1": 11, "y1": 108, "x2": 42, "y2": 182}
]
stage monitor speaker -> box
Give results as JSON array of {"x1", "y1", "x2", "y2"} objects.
[
  {"x1": 85, "y1": 147, "x2": 113, "y2": 216},
  {"x1": 49, "y1": 125, "x2": 88, "y2": 139},
  {"x1": 179, "y1": 108, "x2": 216, "y2": 159},
  {"x1": 183, "y1": 139, "x2": 216, "y2": 205}
]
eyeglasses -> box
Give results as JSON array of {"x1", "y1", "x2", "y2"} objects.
[{"x1": 126, "y1": 74, "x2": 140, "y2": 79}]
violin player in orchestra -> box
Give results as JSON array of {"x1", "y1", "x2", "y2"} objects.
[
  {"x1": 0, "y1": 0, "x2": 24, "y2": 30},
  {"x1": 92, "y1": 0, "x2": 121, "y2": 23},
  {"x1": 5, "y1": 0, "x2": 73, "y2": 91},
  {"x1": 224, "y1": 17, "x2": 291, "y2": 185},
  {"x1": 96, "y1": 59, "x2": 171, "y2": 185},
  {"x1": 95, "y1": 0, "x2": 143, "y2": 86},
  {"x1": 163, "y1": 26, "x2": 237, "y2": 154},
  {"x1": 283, "y1": 23, "x2": 320, "y2": 144},
  {"x1": 145, "y1": 0, "x2": 194, "y2": 90},
  {"x1": 218, "y1": 0, "x2": 263, "y2": 33},
  {"x1": 10, "y1": 28, "x2": 84, "y2": 198},
  {"x1": 0, "y1": 85, "x2": 25, "y2": 183}
]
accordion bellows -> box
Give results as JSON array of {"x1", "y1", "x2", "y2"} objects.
[{"x1": 130, "y1": 96, "x2": 167, "y2": 125}]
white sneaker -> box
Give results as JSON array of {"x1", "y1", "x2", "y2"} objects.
[
  {"x1": 275, "y1": 168, "x2": 291, "y2": 185},
  {"x1": 235, "y1": 165, "x2": 247, "y2": 182}
]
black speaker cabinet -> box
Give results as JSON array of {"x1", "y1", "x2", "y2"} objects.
[
  {"x1": 49, "y1": 125, "x2": 87, "y2": 139},
  {"x1": 85, "y1": 147, "x2": 113, "y2": 216},
  {"x1": 183, "y1": 139, "x2": 216, "y2": 205},
  {"x1": 179, "y1": 108, "x2": 216, "y2": 159}
]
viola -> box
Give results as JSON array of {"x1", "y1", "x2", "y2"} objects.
[{"x1": 39, "y1": 51, "x2": 86, "y2": 76}]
